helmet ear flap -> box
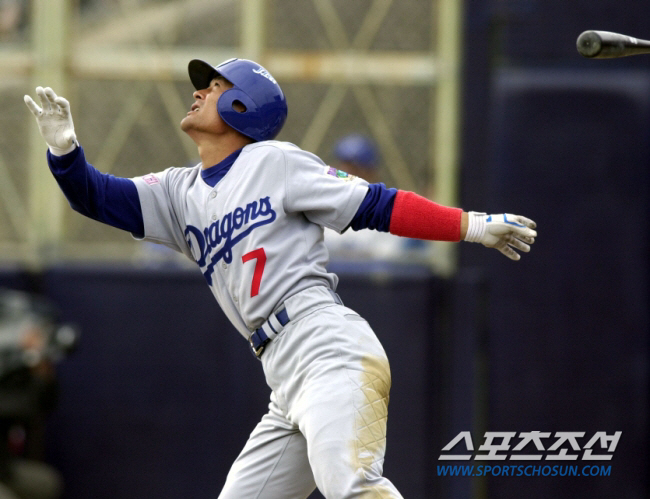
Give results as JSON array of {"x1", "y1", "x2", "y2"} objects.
[{"x1": 218, "y1": 89, "x2": 260, "y2": 137}]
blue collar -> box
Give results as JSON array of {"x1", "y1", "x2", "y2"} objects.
[{"x1": 200, "y1": 148, "x2": 243, "y2": 187}]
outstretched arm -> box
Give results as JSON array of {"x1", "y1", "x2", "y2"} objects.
[
  {"x1": 25, "y1": 87, "x2": 145, "y2": 237},
  {"x1": 351, "y1": 186, "x2": 537, "y2": 261}
]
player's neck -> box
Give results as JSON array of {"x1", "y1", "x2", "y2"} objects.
[{"x1": 195, "y1": 135, "x2": 252, "y2": 169}]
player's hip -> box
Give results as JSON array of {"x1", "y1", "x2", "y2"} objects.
[{"x1": 261, "y1": 295, "x2": 389, "y2": 393}]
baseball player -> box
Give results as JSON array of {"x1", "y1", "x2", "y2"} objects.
[
  {"x1": 24, "y1": 58, "x2": 536, "y2": 498},
  {"x1": 332, "y1": 134, "x2": 381, "y2": 183}
]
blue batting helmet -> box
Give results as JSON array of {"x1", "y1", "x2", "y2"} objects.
[
  {"x1": 334, "y1": 134, "x2": 379, "y2": 170},
  {"x1": 188, "y1": 58, "x2": 287, "y2": 142}
]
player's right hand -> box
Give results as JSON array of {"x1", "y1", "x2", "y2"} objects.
[
  {"x1": 464, "y1": 212, "x2": 537, "y2": 260},
  {"x1": 24, "y1": 87, "x2": 78, "y2": 156}
]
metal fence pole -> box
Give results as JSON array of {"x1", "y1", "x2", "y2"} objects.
[
  {"x1": 241, "y1": 0, "x2": 267, "y2": 62},
  {"x1": 27, "y1": 0, "x2": 71, "y2": 265},
  {"x1": 431, "y1": 0, "x2": 464, "y2": 276}
]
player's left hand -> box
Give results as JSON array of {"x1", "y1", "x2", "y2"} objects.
[
  {"x1": 464, "y1": 212, "x2": 537, "y2": 260},
  {"x1": 24, "y1": 86, "x2": 77, "y2": 156}
]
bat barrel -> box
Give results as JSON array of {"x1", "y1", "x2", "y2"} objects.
[
  {"x1": 577, "y1": 31, "x2": 605, "y2": 58},
  {"x1": 577, "y1": 30, "x2": 650, "y2": 58}
]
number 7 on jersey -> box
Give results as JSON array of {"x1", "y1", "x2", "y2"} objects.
[{"x1": 242, "y1": 248, "x2": 266, "y2": 297}]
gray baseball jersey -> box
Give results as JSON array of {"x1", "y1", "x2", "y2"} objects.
[
  {"x1": 131, "y1": 140, "x2": 368, "y2": 338},
  {"x1": 132, "y1": 139, "x2": 403, "y2": 497}
]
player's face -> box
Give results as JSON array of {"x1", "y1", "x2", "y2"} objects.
[{"x1": 181, "y1": 76, "x2": 233, "y2": 136}]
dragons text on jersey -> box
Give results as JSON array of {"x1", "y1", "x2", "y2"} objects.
[{"x1": 185, "y1": 196, "x2": 277, "y2": 285}]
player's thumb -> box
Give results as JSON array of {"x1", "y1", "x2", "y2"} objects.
[{"x1": 62, "y1": 129, "x2": 77, "y2": 145}]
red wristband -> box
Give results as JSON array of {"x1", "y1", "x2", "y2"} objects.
[{"x1": 388, "y1": 190, "x2": 462, "y2": 242}]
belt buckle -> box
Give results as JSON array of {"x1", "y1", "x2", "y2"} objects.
[{"x1": 249, "y1": 334, "x2": 266, "y2": 358}]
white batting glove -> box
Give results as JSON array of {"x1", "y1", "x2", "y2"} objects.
[
  {"x1": 464, "y1": 212, "x2": 537, "y2": 261},
  {"x1": 24, "y1": 86, "x2": 78, "y2": 156}
]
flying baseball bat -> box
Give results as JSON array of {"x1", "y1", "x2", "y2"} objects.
[{"x1": 577, "y1": 30, "x2": 650, "y2": 59}]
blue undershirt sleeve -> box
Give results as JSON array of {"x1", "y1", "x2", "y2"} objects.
[
  {"x1": 47, "y1": 146, "x2": 145, "y2": 238},
  {"x1": 348, "y1": 183, "x2": 397, "y2": 232}
]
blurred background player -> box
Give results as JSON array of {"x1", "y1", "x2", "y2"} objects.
[
  {"x1": 324, "y1": 134, "x2": 430, "y2": 263},
  {"x1": 332, "y1": 134, "x2": 381, "y2": 184}
]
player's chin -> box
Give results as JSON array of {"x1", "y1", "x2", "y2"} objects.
[{"x1": 180, "y1": 115, "x2": 193, "y2": 132}]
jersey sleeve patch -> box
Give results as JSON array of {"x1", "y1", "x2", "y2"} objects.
[
  {"x1": 325, "y1": 166, "x2": 358, "y2": 182},
  {"x1": 142, "y1": 173, "x2": 160, "y2": 185}
]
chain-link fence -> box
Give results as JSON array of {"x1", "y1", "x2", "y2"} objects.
[{"x1": 0, "y1": 0, "x2": 461, "y2": 267}]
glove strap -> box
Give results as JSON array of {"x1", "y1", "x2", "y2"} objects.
[{"x1": 464, "y1": 212, "x2": 487, "y2": 243}]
